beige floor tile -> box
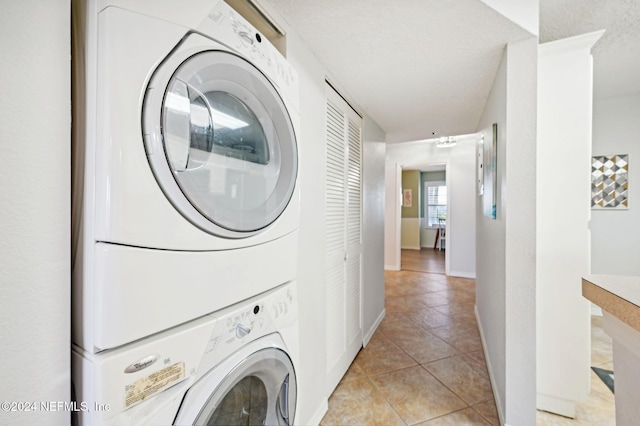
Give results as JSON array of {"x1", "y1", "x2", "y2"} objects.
[
  {"x1": 370, "y1": 365, "x2": 467, "y2": 425},
  {"x1": 424, "y1": 355, "x2": 494, "y2": 406},
  {"x1": 354, "y1": 332, "x2": 417, "y2": 376},
  {"x1": 431, "y1": 289, "x2": 476, "y2": 306},
  {"x1": 386, "y1": 294, "x2": 429, "y2": 314},
  {"x1": 415, "y1": 407, "x2": 491, "y2": 425},
  {"x1": 429, "y1": 323, "x2": 483, "y2": 353},
  {"x1": 326, "y1": 256, "x2": 501, "y2": 426},
  {"x1": 320, "y1": 376, "x2": 405, "y2": 426},
  {"x1": 385, "y1": 326, "x2": 459, "y2": 364},
  {"x1": 341, "y1": 359, "x2": 367, "y2": 382},
  {"x1": 465, "y1": 350, "x2": 487, "y2": 367},
  {"x1": 377, "y1": 312, "x2": 419, "y2": 337},
  {"x1": 385, "y1": 279, "x2": 429, "y2": 298},
  {"x1": 404, "y1": 306, "x2": 456, "y2": 329},
  {"x1": 413, "y1": 292, "x2": 451, "y2": 308},
  {"x1": 474, "y1": 400, "x2": 500, "y2": 426},
  {"x1": 432, "y1": 303, "x2": 478, "y2": 324}
]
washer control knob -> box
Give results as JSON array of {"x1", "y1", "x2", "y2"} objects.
[
  {"x1": 236, "y1": 324, "x2": 251, "y2": 338},
  {"x1": 239, "y1": 31, "x2": 254, "y2": 46}
]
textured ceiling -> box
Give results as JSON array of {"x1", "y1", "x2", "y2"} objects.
[
  {"x1": 262, "y1": 0, "x2": 640, "y2": 144},
  {"x1": 540, "y1": 0, "x2": 640, "y2": 100},
  {"x1": 263, "y1": 0, "x2": 531, "y2": 143}
]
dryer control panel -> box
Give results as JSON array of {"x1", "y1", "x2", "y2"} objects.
[{"x1": 197, "y1": 0, "x2": 299, "y2": 111}]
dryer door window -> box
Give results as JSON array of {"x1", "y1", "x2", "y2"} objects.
[
  {"x1": 146, "y1": 50, "x2": 297, "y2": 237},
  {"x1": 175, "y1": 348, "x2": 296, "y2": 426}
]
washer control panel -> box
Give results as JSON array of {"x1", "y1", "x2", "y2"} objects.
[{"x1": 200, "y1": 283, "x2": 297, "y2": 369}]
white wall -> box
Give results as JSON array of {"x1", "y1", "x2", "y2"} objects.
[
  {"x1": 591, "y1": 92, "x2": 640, "y2": 275},
  {"x1": 475, "y1": 36, "x2": 538, "y2": 426},
  {"x1": 503, "y1": 37, "x2": 537, "y2": 426},
  {"x1": 362, "y1": 118, "x2": 386, "y2": 345},
  {"x1": 386, "y1": 140, "x2": 477, "y2": 278},
  {"x1": 475, "y1": 48, "x2": 508, "y2": 420},
  {"x1": 0, "y1": 2, "x2": 70, "y2": 425},
  {"x1": 536, "y1": 32, "x2": 602, "y2": 418},
  {"x1": 384, "y1": 161, "x2": 402, "y2": 270}
]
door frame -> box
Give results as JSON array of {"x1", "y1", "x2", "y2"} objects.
[{"x1": 394, "y1": 161, "x2": 451, "y2": 276}]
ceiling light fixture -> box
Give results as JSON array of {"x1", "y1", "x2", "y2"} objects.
[{"x1": 435, "y1": 136, "x2": 457, "y2": 148}]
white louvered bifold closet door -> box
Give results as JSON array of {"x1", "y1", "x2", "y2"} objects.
[{"x1": 325, "y1": 83, "x2": 363, "y2": 395}]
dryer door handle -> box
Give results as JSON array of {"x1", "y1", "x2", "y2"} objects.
[{"x1": 277, "y1": 374, "x2": 291, "y2": 424}]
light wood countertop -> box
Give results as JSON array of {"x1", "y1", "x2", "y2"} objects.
[{"x1": 582, "y1": 274, "x2": 640, "y2": 333}]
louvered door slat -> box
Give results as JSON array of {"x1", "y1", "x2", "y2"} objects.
[{"x1": 325, "y1": 84, "x2": 362, "y2": 396}]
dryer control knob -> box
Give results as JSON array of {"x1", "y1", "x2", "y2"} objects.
[{"x1": 236, "y1": 324, "x2": 251, "y2": 338}]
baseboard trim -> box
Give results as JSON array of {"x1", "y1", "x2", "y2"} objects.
[
  {"x1": 449, "y1": 270, "x2": 476, "y2": 279},
  {"x1": 384, "y1": 264, "x2": 400, "y2": 271},
  {"x1": 475, "y1": 305, "x2": 506, "y2": 426},
  {"x1": 536, "y1": 393, "x2": 576, "y2": 419},
  {"x1": 363, "y1": 309, "x2": 385, "y2": 347},
  {"x1": 400, "y1": 245, "x2": 421, "y2": 250}
]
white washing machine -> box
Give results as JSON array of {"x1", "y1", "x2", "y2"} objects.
[
  {"x1": 72, "y1": 282, "x2": 299, "y2": 426},
  {"x1": 72, "y1": 0, "x2": 300, "y2": 352}
]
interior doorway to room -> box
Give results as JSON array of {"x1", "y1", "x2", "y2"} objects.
[{"x1": 400, "y1": 163, "x2": 447, "y2": 275}]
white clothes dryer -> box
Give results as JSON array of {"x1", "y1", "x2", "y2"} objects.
[
  {"x1": 72, "y1": 282, "x2": 299, "y2": 426},
  {"x1": 72, "y1": 0, "x2": 300, "y2": 352}
]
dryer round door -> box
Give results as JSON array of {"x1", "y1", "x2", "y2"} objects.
[
  {"x1": 175, "y1": 347, "x2": 297, "y2": 426},
  {"x1": 143, "y1": 49, "x2": 298, "y2": 238}
]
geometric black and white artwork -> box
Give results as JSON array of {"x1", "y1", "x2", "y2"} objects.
[{"x1": 591, "y1": 154, "x2": 629, "y2": 209}]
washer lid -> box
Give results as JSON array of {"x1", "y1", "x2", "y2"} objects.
[{"x1": 144, "y1": 49, "x2": 298, "y2": 238}]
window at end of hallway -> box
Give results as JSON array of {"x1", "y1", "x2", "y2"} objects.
[{"x1": 425, "y1": 182, "x2": 447, "y2": 227}]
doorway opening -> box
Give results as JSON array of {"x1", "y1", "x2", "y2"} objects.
[{"x1": 400, "y1": 163, "x2": 447, "y2": 275}]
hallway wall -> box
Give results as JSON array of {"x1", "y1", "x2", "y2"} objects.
[
  {"x1": 591, "y1": 92, "x2": 640, "y2": 275},
  {"x1": 475, "y1": 36, "x2": 538, "y2": 426},
  {"x1": 362, "y1": 120, "x2": 387, "y2": 344},
  {"x1": 0, "y1": 2, "x2": 70, "y2": 425}
]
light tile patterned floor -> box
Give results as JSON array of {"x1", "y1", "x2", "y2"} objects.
[
  {"x1": 321, "y1": 266, "x2": 500, "y2": 425},
  {"x1": 320, "y1": 249, "x2": 615, "y2": 425}
]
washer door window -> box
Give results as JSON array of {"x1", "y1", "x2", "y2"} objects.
[
  {"x1": 177, "y1": 348, "x2": 296, "y2": 426},
  {"x1": 146, "y1": 50, "x2": 297, "y2": 237}
]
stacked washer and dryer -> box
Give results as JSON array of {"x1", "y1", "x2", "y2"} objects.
[{"x1": 72, "y1": 0, "x2": 301, "y2": 424}]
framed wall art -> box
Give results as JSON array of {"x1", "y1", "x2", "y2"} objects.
[
  {"x1": 591, "y1": 154, "x2": 628, "y2": 209},
  {"x1": 403, "y1": 188, "x2": 412, "y2": 208},
  {"x1": 482, "y1": 123, "x2": 498, "y2": 219}
]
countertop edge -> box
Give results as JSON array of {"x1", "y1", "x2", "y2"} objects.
[{"x1": 582, "y1": 277, "x2": 640, "y2": 334}]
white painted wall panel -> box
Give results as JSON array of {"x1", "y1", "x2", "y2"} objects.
[
  {"x1": 476, "y1": 36, "x2": 538, "y2": 426},
  {"x1": 591, "y1": 93, "x2": 640, "y2": 275},
  {"x1": 362, "y1": 119, "x2": 386, "y2": 344},
  {"x1": 536, "y1": 32, "x2": 602, "y2": 418},
  {"x1": 0, "y1": 2, "x2": 70, "y2": 425},
  {"x1": 475, "y1": 47, "x2": 508, "y2": 423}
]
